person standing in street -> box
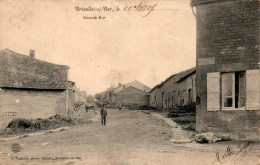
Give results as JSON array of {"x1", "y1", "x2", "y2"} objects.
[
  {"x1": 85, "y1": 104, "x2": 89, "y2": 113},
  {"x1": 100, "y1": 105, "x2": 107, "y2": 126}
]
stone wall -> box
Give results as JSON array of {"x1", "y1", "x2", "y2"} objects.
[
  {"x1": 195, "y1": 0, "x2": 260, "y2": 140},
  {"x1": 0, "y1": 88, "x2": 68, "y2": 128},
  {"x1": 149, "y1": 87, "x2": 162, "y2": 108}
]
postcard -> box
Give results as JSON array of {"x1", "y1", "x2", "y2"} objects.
[{"x1": 0, "y1": 0, "x2": 259, "y2": 164}]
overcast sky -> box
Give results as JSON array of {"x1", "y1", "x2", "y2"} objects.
[{"x1": 0, "y1": 0, "x2": 196, "y2": 95}]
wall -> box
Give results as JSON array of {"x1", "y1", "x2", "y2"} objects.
[
  {"x1": 66, "y1": 89, "x2": 75, "y2": 115},
  {"x1": 149, "y1": 72, "x2": 196, "y2": 110},
  {"x1": 0, "y1": 88, "x2": 68, "y2": 128},
  {"x1": 149, "y1": 88, "x2": 162, "y2": 108},
  {"x1": 195, "y1": 0, "x2": 260, "y2": 140},
  {"x1": 114, "y1": 87, "x2": 148, "y2": 109},
  {"x1": 176, "y1": 73, "x2": 196, "y2": 106},
  {"x1": 74, "y1": 90, "x2": 86, "y2": 103}
]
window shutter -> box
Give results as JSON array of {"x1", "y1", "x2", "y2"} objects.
[
  {"x1": 246, "y1": 69, "x2": 260, "y2": 110},
  {"x1": 207, "y1": 72, "x2": 220, "y2": 111}
]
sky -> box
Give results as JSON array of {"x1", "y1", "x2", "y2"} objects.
[{"x1": 0, "y1": 0, "x2": 196, "y2": 95}]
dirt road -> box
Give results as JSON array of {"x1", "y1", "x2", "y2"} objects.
[{"x1": 0, "y1": 109, "x2": 259, "y2": 165}]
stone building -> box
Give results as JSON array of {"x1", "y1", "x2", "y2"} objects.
[
  {"x1": 114, "y1": 86, "x2": 149, "y2": 109},
  {"x1": 101, "y1": 80, "x2": 151, "y2": 109},
  {"x1": 191, "y1": 0, "x2": 260, "y2": 140},
  {"x1": 0, "y1": 49, "x2": 71, "y2": 128},
  {"x1": 148, "y1": 67, "x2": 196, "y2": 110},
  {"x1": 68, "y1": 81, "x2": 87, "y2": 103}
]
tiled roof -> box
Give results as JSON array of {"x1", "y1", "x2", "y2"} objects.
[
  {"x1": 191, "y1": 0, "x2": 222, "y2": 6},
  {"x1": 0, "y1": 49, "x2": 69, "y2": 89},
  {"x1": 113, "y1": 80, "x2": 151, "y2": 94},
  {"x1": 149, "y1": 67, "x2": 196, "y2": 93}
]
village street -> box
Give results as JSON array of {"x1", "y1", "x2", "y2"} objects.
[{"x1": 0, "y1": 109, "x2": 259, "y2": 165}]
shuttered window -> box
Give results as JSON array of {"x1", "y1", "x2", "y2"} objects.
[
  {"x1": 207, "y1": 70, "x2": 259, "y2": 111},
  {"x1": 221, "y1": 72, "x2": 246, "y2": 110},
  {"x1": 207, "y1": 72, "x2": 220, "y2": 111},
  {"x1": 246, "y1": 69, "x2": 260, "y2": 110}
]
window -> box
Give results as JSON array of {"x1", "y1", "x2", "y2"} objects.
[
  {"x1": 222, "y1": 73, "x2": 233, "y2": 108},
  {"x1": 221, "y1": 72, "x2": 245, "y2": 110},
  {"x1": 188, "y1": 89, "x2": 192, "y2": 104},
  {"x1": 207, "y1": 70, "x2": 259, "y2": 111}
]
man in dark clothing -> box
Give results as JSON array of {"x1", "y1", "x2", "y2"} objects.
[
  {"x1": 100, "y1": 106, "x2": 107, "y2": 126},
  {"x1": 85, "y1": 104, "x2": 89, "y2": 113}
]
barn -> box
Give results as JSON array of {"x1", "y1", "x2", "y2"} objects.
[{"x1": 0, "y1": 49, "x2": 71, "y2": 128}]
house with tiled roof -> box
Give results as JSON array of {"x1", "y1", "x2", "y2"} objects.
[
  {"x1": 148, "y1": 67, "x2": 196, "y2": 110},
  {"x1": 101, "y1": 80, "x2": 151, "y2": 109},
  {"x1": 0, "y1": 49, "x2": 71, "y2": 128}
]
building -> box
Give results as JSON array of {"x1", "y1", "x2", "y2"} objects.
[
  {"x1": 67, "y1": 80, "x2": 76, "y2": 111},
  {"x1": 0, "y1": 49, "x2": 70, "y2": 128},
  {"x1": 114, "y1": 86, "x2": 149, "y2": 109},
  {"x1": 68, "y1": 81, "x2": 87, "y2": 103},
  {"x1": 191, "y1": 0, "x2": 260, "y2": 140},
  {"x1": 113, "y1": 80, "x2": 151, "y2": 94},
  {"x1": 148, "y1": 67, "x2": 196, "y2": 110},
  {"x1": 101, "y1": 80, "x2": 151, "y2": 109},
  {"x1": 74, "y1": 88, "x2": 87, "y2": 103}
]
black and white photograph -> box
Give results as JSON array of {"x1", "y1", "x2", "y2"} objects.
[{"x1": 0, "y1": 0, "x2": 259, "y2": 164}]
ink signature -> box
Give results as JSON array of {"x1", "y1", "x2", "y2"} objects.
[{"x1": 215, "y1": 141, "x2": 254, "y2": 164}]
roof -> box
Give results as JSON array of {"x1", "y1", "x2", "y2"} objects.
[
  {"x1": 0, "y1": 49, "x2": 69, "y2": 89},
  {"x1": 191, "y1": 0, "x2": 222, "y2": 6},
  {"x1": 115, "y1": 86, "x2": 148, "y2": 95},
  {"x1": 113, "y1": 80, "x2": 151, "y2": 94},
  {"x1": 149, "y1": 67, "x2": 196, "y2": 93}
]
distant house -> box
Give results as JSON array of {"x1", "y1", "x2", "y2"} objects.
[
  {"x1": 101, "y1": 80, "x2": 151, "y2": 109},
  {"x1": 192, "y1": 0, "x2": 260, "y2": 140},
  {"x1": 79, "y1": 91, "x2": 87, "y2": 104},
  {"x1": 148, "y1": 67, "x2": 196, "y2": 110},
  {"x1": 67, "y1": 81, "x2": 86, "y2": 102},
  {"x1": 0, "y1": 49, "x2": 70, "y2": 128},
  {"x1": 113, "y1": 80, "x2": 151, "y2": 94},
  {"x1": 114, "y1": 86, "x2": 149, "y2": 109}
]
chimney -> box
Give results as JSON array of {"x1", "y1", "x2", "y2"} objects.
[{"x1": 29, "y1": 50, "x2": 35, "y2": 58}]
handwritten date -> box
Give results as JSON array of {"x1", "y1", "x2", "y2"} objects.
[
  {"x1": 75, "y1": 3, "x2": 157, "y2": 17},
  {"x1": 124, "y1": 3, "x2": 157, "y2": 17}
]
